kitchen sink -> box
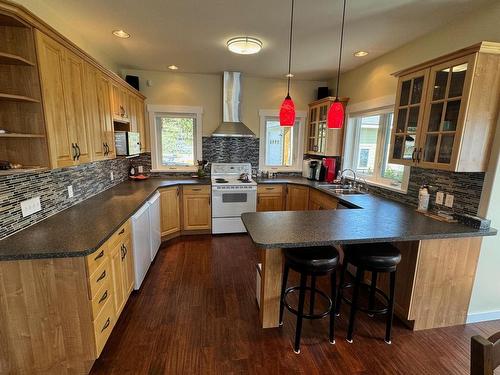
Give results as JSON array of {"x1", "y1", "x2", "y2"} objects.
[{"x1": 319, "y1": 186, "x2": 365, "y2": 195}]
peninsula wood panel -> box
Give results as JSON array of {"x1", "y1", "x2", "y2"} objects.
[
  {"x1": 0, "y1": 257, "x2": 95, "y2": 374},
  {"x1": 259, "y1": 248, "x2": 284, "y2": 328},
  {"x1": 285, "y1": 185, "x2": 310, "y2": 211}
]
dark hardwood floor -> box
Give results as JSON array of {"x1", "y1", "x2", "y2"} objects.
[{"x1": 90, "y1": 234, "x2": 500, "y2": 374}]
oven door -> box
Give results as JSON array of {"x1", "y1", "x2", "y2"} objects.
[{"x1": 212, "y1": 188, "x2": 257, "y2": 218}]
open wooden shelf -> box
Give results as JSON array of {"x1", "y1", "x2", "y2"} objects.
[
  {"x1": 0, "y1": 13, "x2": 28, "y2": 27},
  {"x1": 0, "y1": 93, "x2": 40, "y2": 103},
  {"x1": 0, "y1": 132, "x2": 45, "y2": 138},
  {"x1": 0, "y1": 52, "x2": 35, "y2": 66}
]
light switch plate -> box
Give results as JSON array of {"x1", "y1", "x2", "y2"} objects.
[
  {"x1": 436, "y1": 191, "x2": 444, "y2": 205},
  {"x1": 21, "y1": 197, "x2": 41, "y2": 217},
  {"x1": 138, "y1": 165, "x2": 144, "y2": 173},
  {"x1": 110, "y1": 171, "x2": 114, "y2": 181},
  {"x1": 67, "y1": 185, "x2": 74, "y2": 198},
  {"x1": 445, "y1": 194, "x2": 454, "y2": 208}
]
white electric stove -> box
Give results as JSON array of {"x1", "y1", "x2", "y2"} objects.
[{"x1": 211, "y1": 163, "x2": 257, "y2": 234}]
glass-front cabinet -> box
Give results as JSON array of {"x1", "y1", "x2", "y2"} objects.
[
  {"x1": 306, "y1": 97, "x2": 348, "y2": 156},
  {"x1": 388, "y1": 42, "x2": 500, "y2": 172}
]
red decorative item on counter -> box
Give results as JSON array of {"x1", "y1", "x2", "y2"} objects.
[
  {"x1": 327, "y1": 100, "x2": 344, "y2": 129},
  {"x1": 279, "y1": 95, "x2": 296, "y2": 126},
  {"x1": 323, "y1": 157, "x2": 336, "y2": 183}
]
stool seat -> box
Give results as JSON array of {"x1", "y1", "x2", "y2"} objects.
[
  {"x1": 285, "y1": 246, "x2": 340, "y2": 273},
  {"x1": 346, "y1": 243, "x2": 401, "y2": 271}
]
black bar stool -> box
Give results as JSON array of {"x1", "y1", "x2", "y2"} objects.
[
  {"x1": 336, "y1": 243, "x2": 401, "y2": 344},
  {"x1": 279, "y1": 246, "x2": 340, "y2": 354}
]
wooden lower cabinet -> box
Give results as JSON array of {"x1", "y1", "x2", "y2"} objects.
[
  {"x1": 285, "y1": 185, "x2": 310, "y2": 211},
  {"x1": 160, "y1": 186, "x2": 181, "y2": 237},
  {"x1": 308, "y1": 189, "x2": 338, "y2": 210},
  {"x1": 182, "y1": 186, "x2": 212, "y2": 231},
  {"x1": 257, "y1": 184, "x2": 285, "y2": 212}
]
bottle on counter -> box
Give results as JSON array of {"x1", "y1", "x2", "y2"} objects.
[{"x1": 418, "y1": 185, "x2": 430, "y2": 212}]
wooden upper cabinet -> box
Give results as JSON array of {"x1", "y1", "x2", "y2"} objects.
[
  {"x1": 389, "y1": 42, "x2": 500, "y2": 172},
  {"x1": 306, "y1": 97, "x2": 348, "y2": 156},
  {"x1": 285, "y1": 185, "x2": 310, "y2": 211},
  {"x1": 96, "y1": 73, "x2": 115, "y2": 159},
  {"x1": 111, "y1": 83, "x2": 131, "y2": 122},
  {"x1": 160, "y1": 186, "x2": 181, "y2": 236}
]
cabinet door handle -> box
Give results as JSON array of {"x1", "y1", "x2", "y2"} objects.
[
  {"x1": 411, "y1": 148, "x2": 417, "y2": 162},
  {"x1": 119, "y1": 228, "x2": 125, "y2": 235},
  {"x1": 265, "y1": 187, "x2": 274, "y2": 190},
  {"x1": 103, "y1": 142, "x2": 107, "y2": 155},
  {"x1": 75, "y1": 144, "x2": 81, "y2": 160},
  {"x1": 192, "y1": 188, "x2": 201, "y2": 191},
  {"x1": 71, "y1": 143, "x2": 77, "y2": 161},
  {"x1": 98, "y1": 290, "x2": 108, "y2": 304},
  {"x1": 417, "y1": 148, "x2": 422, "y2": 163},
  {"x1": 101, "y1": 318, "x2": 111, "y2": 332},
  {"x1": 176, "y1": 187, "x2": 179, "y2": 196},
  {"x1": 96, "y1": 270, "x2": 106, "y2": 282},
  {"x1": 123, "y1": 244, "x2": 127, "y2": 256},
  {"x1": 94, "y1": 250, "x2": 104, "y2": 261}
]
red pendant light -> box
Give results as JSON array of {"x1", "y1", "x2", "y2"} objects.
[
  {"x1": 327, "y1": 0, "x2": 347, "y2": 129},
  {"x1": 280, "y1": 0, "x2": 296, "y2": 127}
]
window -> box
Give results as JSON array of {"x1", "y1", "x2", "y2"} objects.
[
  {"x1": 148, "y1": 105, "x2": 203, "y2": 172},
  {"x1": 344, "y1": 108, "x2": 409, "y2": 191},
  {"x1": 259, "y1": 110, "x2": 306, "y2": 171}
]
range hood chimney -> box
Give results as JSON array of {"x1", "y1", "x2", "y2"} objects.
[{"x1": 212, "y1": 71, "x2": 255, "y2": 137}]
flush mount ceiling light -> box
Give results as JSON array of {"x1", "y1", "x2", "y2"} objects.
[
  {"x1": 112, "y1": 29, "x2": 130, "y2": 39},
  {"x1": 227, "y1": 37, "x2": 263, "y2": 55},
  {"x1": 279, "y1": 0, "x2": 296, "y2": 127},
  {"x1": 354, "y1": 50, "x2": 368, "y2": 57},
  {"x1": 168, "y1": 65, "x2": 179, "y2": 70}
]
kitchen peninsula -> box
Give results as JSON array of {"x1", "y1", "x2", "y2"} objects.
[{"x1": 242, "y1": 181, "x2": 496, "y2": 331}]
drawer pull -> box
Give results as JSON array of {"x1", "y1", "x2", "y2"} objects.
[
  {"x1": 192, "y1": 188, "x2": 202, "y2": 191},
  {"x1": 98, "y1": 290, "x2": 108, "y2": 304},
  {"x1": 94, "y1": 250, "x2": 104, "y2": 261},
  {"x1": 265, "y1": 187, "x2": 274, "y2": 190},
  {"x1": 101, "y1": 318, "x2": 110, "y2": 332},
  {"x1": 119, "y1": 228, "x2": 125, "y2": 235},
  {"x1": 96, "y1": 270, "x2": 106, "y2": 283}
]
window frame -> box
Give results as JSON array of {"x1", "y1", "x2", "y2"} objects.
[
  {"x1": 344, "y1": 105, "x2": 410, "y2": 192},
  {"x1": 258, "y1": 109, "x2": 306, "y2": 172},
  {"x1": 148, "y1": 105, "x2": 203, "y2": 172}
]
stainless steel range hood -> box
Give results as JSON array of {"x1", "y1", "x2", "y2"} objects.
[{"x1": 212, "y1": 71, "x2": 256, "y2": 137}]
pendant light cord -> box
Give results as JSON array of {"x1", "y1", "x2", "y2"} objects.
[
  {"x1": 287, "y1": 0, "x2": 295, "y2": 96},
  {"x1": 335, "y1": 0, "x2": 346, "y2": 99}
]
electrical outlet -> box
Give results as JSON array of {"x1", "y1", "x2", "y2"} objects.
[
  {"x1": 21, "y1": 197, "x2": 41, "y2": 217},
  {"x1": 110, "y1": 171, "x2": 114, "y2": 181},
  {"x1": 436, "y1": 191, "x2": 444, "y2": 205},
  {"x1": 138, "y1": 165, "x2": 144, "y2": 173},
  {"x1": 67, "y1": 185, "x2": 74, "y2": 198},
  {"x1": 445, "y1": 194, "x2": 454, "y2": 208}
]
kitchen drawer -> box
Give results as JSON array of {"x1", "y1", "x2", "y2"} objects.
[
  {"x1": 93, "y1": 297, "x2": 116, "y2": 357},
  {"x1": 85, "y1": 243, "x2": 108, "y2": 276},
  {"x1": 90, "y1": 278, "x2": 112, "y2": 320},
  {"x1": 183, "y1": 185, "x2": 211, "y2": 195},
  {"x1": 258, "y1": 184, "x2": 284, "y2": 195},
  {"x1": 88, "y1": 257, "x2": 111, "y2": 299},
  {"x1": 108, "y1": 220, "x2": 131, "y2": 249}
]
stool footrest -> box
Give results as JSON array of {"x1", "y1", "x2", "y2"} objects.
[
  {"x1": 283, "y1": 286, "x2": 333, "y2": 320},
  {"x1": 340, "y1": 281, "x2": 390, "y2": 316}
]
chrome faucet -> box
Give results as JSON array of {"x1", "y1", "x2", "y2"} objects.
[{"x1": 339, "y1": 168, "x2": 357, "y2": 188}]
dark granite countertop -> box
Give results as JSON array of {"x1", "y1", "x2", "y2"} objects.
[
  {"x1": 244, "y1": 177, "x2": 497, "y2": 248},
  {"x1": 1, "y1": 175, "x2": 495, "y2": 260},
  {"x1": 0, "y1": 178, "x2": 210, "y2": 260}
]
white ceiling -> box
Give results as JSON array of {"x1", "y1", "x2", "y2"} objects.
[{"x1": 36, "y1": 0, "x2": 493, "y2": 80}]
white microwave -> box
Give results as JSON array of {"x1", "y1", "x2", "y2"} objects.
[{"x1": 115, "y1": 131, "x2": 140, "y2": 156}]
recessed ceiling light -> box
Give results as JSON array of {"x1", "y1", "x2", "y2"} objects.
[
  {"x1": 168, "y1": 65, "x2": 179, "y2": 70},
  {"x1": 112, "y1": 29, "x2": 130, "y2": 39},
  {"x1": 354, "y1": 51, "x2": 368, "y2": 57},
  {"x1": 286, "y1": 73, "x2": 294, "y2": 78},
  {"x1": 227, "y1": 37, "x2": 263, "y2": 55}
]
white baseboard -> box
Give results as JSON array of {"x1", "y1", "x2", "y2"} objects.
[{"x1": 466, "y1": 310, "x2": 500, "y2": 324}]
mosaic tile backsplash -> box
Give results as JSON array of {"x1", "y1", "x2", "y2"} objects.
[
  {"x1": 202, "y1": 137, "x2": 259, "y2": 167},
  {"x1": 369, "y1": 167, "x2": 484, "y2": 216},
  {"x1": 0, "y1": 158, "x2": 129, "y2": 239}
]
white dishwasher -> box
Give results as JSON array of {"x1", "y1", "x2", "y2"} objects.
[
  {"x1": 132, "y1": 201, "x2": 151, "y2": 290},
  {"x1": 148, "y1": 192, "x2": 161, "y2": 261}
]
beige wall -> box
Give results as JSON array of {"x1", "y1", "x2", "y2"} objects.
[
  {"x1": 121, "y1": 69, "x2": 325, "y2": 136},
  {"x1": 331, "y1": 0, "x2": 500, "y2": 319},
  {"x1": 329, "y1": 1, "x2": 500, "y2": 106},
  {"x1": 13, "y1": 0, "x2": 118, "y2": 72}
]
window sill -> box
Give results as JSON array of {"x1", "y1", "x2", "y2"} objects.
[
  {"x1": 263, "y1": 167, "x2": 303, "y2": 173},
  {"x1": 364, "y1": 178, "x2": 407, "y2": 194},
  {"x1": 151, "y1": 167, "x2": 197, "y2": 173}
]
